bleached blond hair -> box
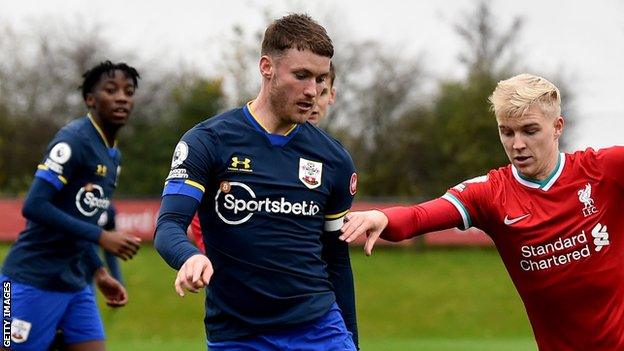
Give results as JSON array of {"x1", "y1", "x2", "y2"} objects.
[{"x1": 489, "y1": 73, "x2": 561, "y2": 120}]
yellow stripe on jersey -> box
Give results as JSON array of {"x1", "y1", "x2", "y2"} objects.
[
  {"x1": 88, "y1": 113, "x2": 117, "y2": 148},
  {"x1": 246, "y1": 101, "x2": 297, "y2": 136},
  {"x1": 38, "y1": 164, "x2": 67, "y2": 184},
  {"x1": 325, "y1": 209, "x2": 349, "y2": 219},
  {"x1": 284, "y1": 123, "x2": 298, "y2": 136},
  {"x1": 184, "y1": 179, "x2": 206, "y2": 192}
]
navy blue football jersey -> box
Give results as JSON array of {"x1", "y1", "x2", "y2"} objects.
[
  {"x1": 159, "y1": 104, "x2": 357, "y2": 341},
  {"x1": 2, "y1": 115, "x2": 120, "y2": 291}
]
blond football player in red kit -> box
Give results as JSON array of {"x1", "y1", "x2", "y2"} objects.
[{"x1": 340, "y1": 73, "x2": 624, "y2": 351}]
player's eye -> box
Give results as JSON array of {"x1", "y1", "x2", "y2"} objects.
[{"x1": 500, "y1": 129, "x2": 513, "y2": 137}]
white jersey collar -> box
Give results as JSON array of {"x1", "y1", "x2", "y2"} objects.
[{"x1": 512, "y1": 153, "x2": 565, "y2": 191}]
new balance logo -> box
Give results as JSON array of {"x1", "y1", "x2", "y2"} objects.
[
  {"x1": 504, "y1": 213, "x2": 530, "y2": 225},
  {"x1": 591, "y1": 223, "x2": 609, "y2": 252}
]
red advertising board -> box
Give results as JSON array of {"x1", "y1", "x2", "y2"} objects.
[{"x1": 0, "y1": 199, "x2": 492, "y2": 246}]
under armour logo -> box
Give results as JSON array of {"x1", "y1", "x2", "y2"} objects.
[
  {"x1": 95, "y1": 164, "x2": 107, "y2": 177},
  {"x1": 228, "y1": 156, "x2": 253, "y2": 172}
]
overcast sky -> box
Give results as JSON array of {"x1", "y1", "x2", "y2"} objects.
[{"x1": 2, "y1": 0, "x2": 623, "y2": 150}]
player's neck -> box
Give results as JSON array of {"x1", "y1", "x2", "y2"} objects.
[
  {"x1": 528, "y1": 150, "x2": 561, "y2": 181},
  {"x1": 88, "y1": 112, "x2": 119, "y2": 148},
  {"x1": 249, "y1": 97, "x2": 296, "y2": 136}
]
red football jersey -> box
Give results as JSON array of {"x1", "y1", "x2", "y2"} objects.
[{"x1": 444, "y1": 147, "x2": 624, "y2": 351}]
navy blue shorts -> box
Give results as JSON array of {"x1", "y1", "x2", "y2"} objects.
[
  {"x1": 207, "y1": 303, "x2": 356, "y2": 351},
  {"x1": 2, "y1": 275, "x2": 105, "y2": 350}
]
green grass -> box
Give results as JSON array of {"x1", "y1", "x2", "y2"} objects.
[{"x1": 0, "y1": 244, "x2": 537, "y2": 350}]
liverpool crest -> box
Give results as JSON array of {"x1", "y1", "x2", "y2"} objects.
[{"x1": 578, "y1": 183, "x2": 598, "y2": 217}]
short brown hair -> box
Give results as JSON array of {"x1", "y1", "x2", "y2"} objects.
[{"x1": 261, "y1": 13, "x2": 333, "y2": 58}]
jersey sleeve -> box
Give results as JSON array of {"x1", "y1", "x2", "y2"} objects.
[
  {"x1": 441, "y1": 174, "x2": 494, "y2": 230},
  {"x1": 34, "y1": 132, "x2": 84, "y2": 190},
  {"x1": 595, "y1": 146, "x2": 624, "y2": 189},
  {"x1": 324, "y1": 153, "x2": 357, "y2": 232},
  {"x1": 162, "y1": 128, "x2": 218, "y2": 202}
]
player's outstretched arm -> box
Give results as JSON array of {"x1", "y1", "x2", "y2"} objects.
[
  {"x1": 340, "y1": 198, "x2": 464, "y2": 256},
  {"x1": 93, "y1": 267, "x2": 128, "y2": 308},
  {"x1": 174, "y1": 254, "x2": 213, "y2": 297},
  {"x1": 339, "y1": 210, "x2": 388, "y2": 256}
]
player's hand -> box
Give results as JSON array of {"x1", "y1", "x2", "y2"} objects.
[
  {"x1": 339, "y1": 210, "x2": 389, "y2": 256},
  {"x1": 175, "y1": 254, "x2": 213, "y2": 297},
  {"x1": 99, "y1": 230, "x2": 141, "y2": 260},
  {"x1": 94, "y1": 267, "x2": 128, "y2": 308}
]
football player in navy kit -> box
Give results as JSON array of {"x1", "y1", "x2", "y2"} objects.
[
  {"x1": 155, "y1": 14, "x2": 358, "y2": 350},
  {"x1": 1, "y1": 61, "x2": 141, "y2": 351}
]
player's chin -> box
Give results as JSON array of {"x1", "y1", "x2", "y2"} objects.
[
  {"x1": 291, "y1": 111, "x2": 312, "y2": 124},
  {"x1": 307, "y1": 115, "x2": 318, "y2": 124}
]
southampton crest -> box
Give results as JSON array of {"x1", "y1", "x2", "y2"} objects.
[{"x1": 299, "y1": 158, "x2": 323, "y2": 189}]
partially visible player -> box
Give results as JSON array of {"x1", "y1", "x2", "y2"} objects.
[
  {"x1": 340, "y1": 73, "x2": 624, "y2": 350},
  {"x1": 188, "y1": 62, "x2": 338, "y2": 251},
  {"x1": 155, "y1": 14, "x2": 358, "y2": 350},
  {"x1": 1, "y1": 61, "x2": 142, "y2": 351},
  {"x1": 308, "y1": 61, "x2": 336, "y2": 124}
]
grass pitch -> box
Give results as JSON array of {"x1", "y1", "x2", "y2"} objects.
[{"x1": 1, "y1": 244, "x2": 537, "y2": 350}]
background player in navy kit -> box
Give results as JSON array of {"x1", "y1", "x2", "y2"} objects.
[
  {"x1": 155, "y1": 14, "x2": 358, "y2": 350},
  {"x1": 1, "y1": 61, "x2": 141, "y2": 351}
]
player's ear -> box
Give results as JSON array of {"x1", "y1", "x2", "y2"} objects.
[
  {"x1": 553, "y1": 115, "x2": 564, "y2": 140},
  {"x1": 328, "y1": 87, "x2": 336, "y2": 105},
  {"x1": 85, "y1": 94, "x2": 96, "y2": 109},
  {"x1": 259, "y1": 55, "x2": 273, "y2": 80}
]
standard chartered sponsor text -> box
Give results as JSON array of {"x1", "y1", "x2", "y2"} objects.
[{"x1": 520, "y1": 231, "x2": 590, "y2": 272}]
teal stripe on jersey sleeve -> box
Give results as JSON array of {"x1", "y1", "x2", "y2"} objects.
[{"x1": 442, "y1": 193, "x2": 471, "y2": 230}]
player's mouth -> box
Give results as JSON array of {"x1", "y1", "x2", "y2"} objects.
[
  {"x1": 296, "y1": 101, "x2": 314, "y2": 112},
  {"x1": 112, "y1": 107, "x2": 130, "y2": 118},
  {"x1": 514, "y1": 155, "x2": 532, "y2": 166}
]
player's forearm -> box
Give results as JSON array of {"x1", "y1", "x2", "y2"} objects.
[
  {"x1": 380, "y1": 197, "x2": 462, "y2": 241},
  {"x1": 84, "y1": 243, "x2": 105, "y2": 273},
  {"x1": 22, "y1": 178, "x2": 102, "y2": 242},
  {"x1": 154, "y1": 194, "x2": 202, "y2": 270},
  {"x1": 104, "y1": 250, "x2": 123, "y2": 284}
]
